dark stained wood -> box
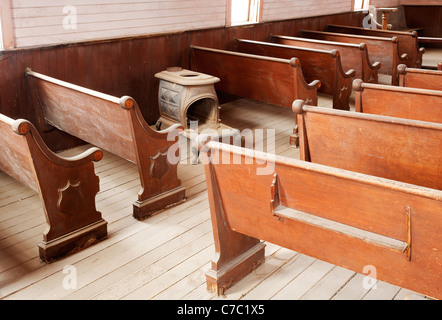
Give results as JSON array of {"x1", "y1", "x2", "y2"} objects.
[
  {"x1": 189, "y1": 45, "x2": 320, "y2": 145},
  {"x1": 299, "y1": 29, "x2": 406, "y2": 85},
  {"x1": 26, "y1": 69, "x2": 186, "y2": 220},
  {"x1": 0, "y1": 114, "x2": 107, "y2": 262},
  {"x1": 353, "y1": 78, "x2": 442, "y2": 124},
  {"x1": 235, "y1": 39, "x2": 355, "y2": 110},
  {"x1": 270, "y1": 34, "x2": 381, "y2": 83},
  {"x1": 326, "y1": 24, "x2": 425, "y2": 69},
  {"x1": 397, "y1": 64, "x2": 442, "y2": 90},
  {"x1": 403, "y1": 5, "x2": 442, "y2": 40},
  {"x1": 190, "y1": 45, "x2": 320, "y2": 107},
  {"x1": 201, "y1": 139, "x2": 442, "y2": 299}
]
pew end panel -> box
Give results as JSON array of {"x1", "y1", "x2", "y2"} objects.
[
  {"x1": 120, "y1": 96, "x2": 186, "y2": 220},
  {"x1": 201, "y1": 141, "x2": 442, "y2": 299},
  {"x1": 0, "y1": 116, "x2": 107, "y2": 262},
  {"x1": 25, "y1": 69, "x2": 186, "y2": 221},
  {"x1": 353, "y1": 78, "x2": 442, "y2": 125}
]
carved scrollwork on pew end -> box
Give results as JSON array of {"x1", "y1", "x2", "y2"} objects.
[{"x1": 150, "y1": 151, "x2": 170, "y2": 181}]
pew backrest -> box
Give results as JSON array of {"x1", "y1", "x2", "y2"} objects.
[
  {"x1": 202, "y1": 140, "x2": 442, "y2": 299},
  {"x1": 300, "y1": 29, "x2": 406, "y2": 85},
  {"x1": 190, "y1": 45, "x2": 320, "y2": 107},
  {"x1": 26, "y1": 68, "x2": 185, "y2": 220},
  {"x1": 271, "y1": 34, "x2": 381, "y2": 83},
  {"x1": 327, "y1": 24, "x2": 424, "y2": 68},
  {"x1": 353, "y1": 78, "x2": 442, "y2": 125},
  {"x1": 235, "y1": 39, "x2": 354, "y2": 110},
  {"x1": 294, "y1": 102, "x2": 442, "y2": 190},
  {"x1": 397, "y1": 64, "x2": 442, "y2": 90}
]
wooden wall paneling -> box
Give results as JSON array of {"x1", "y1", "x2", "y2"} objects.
[
  {"x1": 403, "y1": 6, "x2": 442, "y2": 38},
  {"x1": 0, "y1": 52, "x2": 19, "y2": 119}
]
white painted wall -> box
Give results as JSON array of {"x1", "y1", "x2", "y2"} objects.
[
  {"x1": 262, "y1": 0, "x2": 352, "y2": 22},
  {"x1": 6, "y1": 0, "x2": 439, "y2": 48},
  {"x1": 370, "y1": 0, "x2": 401, "y2": 7},
  {"x1": 11, "y1": 0, "x2": 227, "y2": 48}
]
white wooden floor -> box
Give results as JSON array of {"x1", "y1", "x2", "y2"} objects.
[{"x1": 0, "y1": 79, "x2": 435, "y2": 300}]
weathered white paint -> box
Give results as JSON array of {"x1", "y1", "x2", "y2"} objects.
[
  {"x1": 11, "y1": 0, "x2": 227, "y2": 47},
  {"x1": 262, "y1": 0, "x2": 352, "y2": 22}
]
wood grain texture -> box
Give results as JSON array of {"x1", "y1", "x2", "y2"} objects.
[
  {"x1": 202, "y1": 140, "x2": 442, "y2": 299},
  {"x1": 353, "y1": 78, "x2": 442, "y2": 124},
  {"x1": 26, "y1": 69, "x2": 186, "y2": 220},
  {"x1": 398, "y1": 64, "x2": 442, "y2": 90},
  {"x1": 326, "y1": 24, "x2": 425, "y2": 69}
]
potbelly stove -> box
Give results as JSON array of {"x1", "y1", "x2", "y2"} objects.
[{"x1": 155, "y1": 67, "x2": 240, "y2": 163}]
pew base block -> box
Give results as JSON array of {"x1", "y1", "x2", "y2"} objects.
[
  {"x1": 289, "y1": 133, "x2": 299, "y2": 147},
  {"x1": 133, "y1": 186, "x2": 186, "y2": 220},
  {"x1": 38, "y1": 219, "x2": 108, "y2": 263},
  {"x1": 206, "y1": 242, "x2": 266, "y2": 296}
]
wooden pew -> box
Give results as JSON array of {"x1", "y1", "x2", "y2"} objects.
[
  {"x1": 300, "y1": 29, "x2": 407, "y2": 85},
  {"x1": 0, "y1": 114, "x2": 107, "y2": 262},
  {"x1": 294, "y1": 102, "x2": 442, "y2": 190},
  {"x1": 397, "y1": 64, "x2": 442, "y2": 90},
  {"x1": 200, "y1": 106, "x2": 442, "y2": 299},
  {"x1": 235, "y1": 39, "x2": 355, "y2": 110},
  {"x1": 327, "y1": 24, "x2": 425, "y2": 69},
  {"x1": 353, "y1": 79, "x2": 442, "y2": 124},
  {"x1": 26, "y1": 69, "x2": 186, "y2": 221},
  {"x1": 271, "y1": 34, "x2": 381, "y2": 84},
  {"x1": 189, "y1": 45, "x2": 320, "y2": 145},
  {"x1": 189, "y1": 45, "x2": 320, "y2": 107}
]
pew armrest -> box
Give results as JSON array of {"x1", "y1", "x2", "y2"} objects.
[
  {"x1": 13, "y1": 119, "x2": 103, "y2": 167},
  {"x1": 372, "y1": 61, "x2": 382, "y2": 70},
  {"x1": 345, "y1": 68, "x2": 356, "y2": 78}
]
